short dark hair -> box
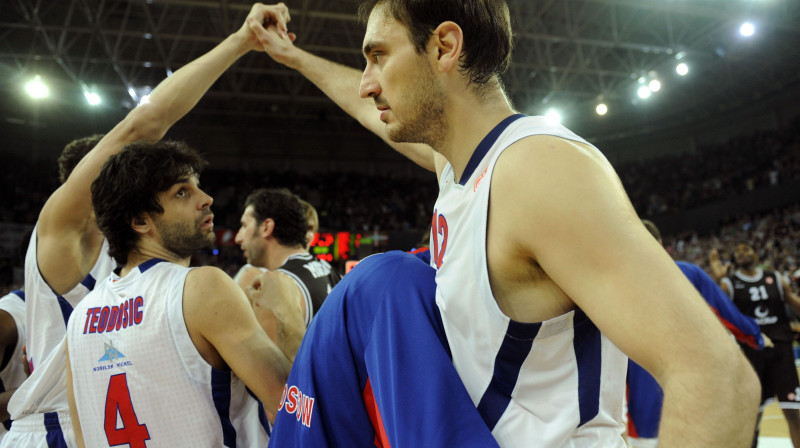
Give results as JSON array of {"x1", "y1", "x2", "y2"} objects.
[
  {"x1": 91, "y1": 140, "x2": 208, "y2": 265},
  {"x1": 244, "y1": 189, "x2": 307, "y2": 248},
  {"x1": 58, "y1": 134, "x2": 105, "y2": 184},
  {"x1": 358, "y1": 0, "x2": 513, "y2": 87}
]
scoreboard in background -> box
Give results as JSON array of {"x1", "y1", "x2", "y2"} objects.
[
  {"x1": 309, "y1": 231, "x2": 388, "y2": 263},
  {"x1": 309, "y1": 232, "x2": 359, "y2": 262}
]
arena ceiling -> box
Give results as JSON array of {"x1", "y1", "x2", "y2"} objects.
[{"x1": 1, "y1": 0, "x2": 800, "y2": 159}]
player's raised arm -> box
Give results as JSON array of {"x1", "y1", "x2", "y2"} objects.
[
  {"x1": 246, "y1": 5, "x2": 439, "y2": 173},
  {"x1": 36, "y1": 2, "x2": 291, "y2": 295},
  {"x1": 183, "y1": 267, "x2": 290, "y2": 415},
  {"x1": 494, "y1": 135, "x2": 759, "y2": 446}
]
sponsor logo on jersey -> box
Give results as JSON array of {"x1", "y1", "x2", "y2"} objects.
[
  {"x1": 277, "y1": 383, "x2": 315, "y2": 427},
  {"x1": 93, "y1": 340, "x2": 132, "y2": 372},
  {"x1": 83, "y1": 296, "x2": 144, "y2": 335},
  {"x1": 474, "y1": 167, "x2": 488, "y2": 192},
  {"x1": 766, "y1": 276, "x2": 774, "y2": 285}
]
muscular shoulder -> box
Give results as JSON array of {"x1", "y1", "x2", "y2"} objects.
[
  {"x1": 490, "y1": 135, "x2": 629, "y2": 252},
  {"x1": 185, "y1": 266, "x2": 242, "y2": 305}
]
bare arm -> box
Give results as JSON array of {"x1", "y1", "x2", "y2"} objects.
[
  {"x1": 244, "y1": 5, "x2": 441, "y2": 174},
  {"x1": 37, "y1": 3, "x2": 291, "y2": 294},
  {"x1": 249, "y1": 270, "x2": 307, "y2": 362},
  {"x1": 495, "y1": 136, "x2": 759, "y2": 447},
  {"x1": 708, "y1": 249, "x2": 732, "y2": 296},
  {"x1": 183, "y1": 267, "x2": 290, "y2": 415},
  {"x1": 66, "y1": 341, "x2": 86, "y2": 448},
  {"x1": 235, "y1": 266, "x2": 264, "y2": 306}
]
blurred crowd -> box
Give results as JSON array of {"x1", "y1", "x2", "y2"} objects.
[{"x1": 2, "y1": 117, "x2": 799, "y2": 294}]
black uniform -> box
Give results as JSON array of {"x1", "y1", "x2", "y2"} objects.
[
  {"x1": 277, "y1": 253, "x2": 341, "y2": 326},
  {"x1": 724, "y1": 269, "x2": 800, "y2": 407}
]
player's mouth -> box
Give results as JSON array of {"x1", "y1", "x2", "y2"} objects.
[{"x1": 200, "y1": 213, "x2": 214, "y2": 229}]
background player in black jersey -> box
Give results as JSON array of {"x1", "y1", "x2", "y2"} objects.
[
  {"x1": 234, "y1": 188, "x2": 341, "y2": 346},
  {"x1": 711, "y1": 242, "x2": 800, "y2": 447}
]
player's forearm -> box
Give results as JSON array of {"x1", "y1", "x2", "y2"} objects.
[
  {"x1": 132, "y1": 31, "x2": 251, "y2": 140},
  {"x1": 63, "y1": 31, "x2": 251, "y2": 207},
  {"x1": 288, "y1": 48, "x2": 436, "y2": 171},
  {"x1": 276, "y1": 325, "x2": 303, "y2": 364},
  {"x1": 657, "y1": 350, "x2": 759, "y2": 446}
]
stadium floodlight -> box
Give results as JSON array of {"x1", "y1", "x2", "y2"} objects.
[
  {"x1": 739, "y1": 22, "x2": 755, "y2": 37},
  {"x1": 25, "y1": 75, "x2": 50, "y2": 99},
  {"x1": 637, "y1": 86, "x2": 652, "y2": 99},
  {"x1": 544, "y1": 108, "x2": 562, "y2": 124},
  {"x1": 676, "y1": 63, "x2": 689, "y2": 76},
  {"x1": 595, "y1": 103, "x2": 608, "y2": 116},
  {"x1": 84, "y1": 90, "x2": 101, "y2": 106},
  {"x1": 648, "y1": 79, "x2": 661, "y2": 92}
]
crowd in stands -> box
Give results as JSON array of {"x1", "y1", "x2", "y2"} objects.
[
  {"x1": 2, "y1": 117, "x2": 799, "y2": 293},
  {"x1": 620, "y1": 119, "x2": 800, "y2": 217},
  {"x1": 664, "y1": 204, "x2": 800, "y2": 292}
]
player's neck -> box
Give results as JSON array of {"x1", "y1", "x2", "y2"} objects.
[
  {"x1": 265, "y1": 242, "x2": 307, "y2": 271},
  {"x1": 120, "y1": 246, "x2": 191, "y2": 277},
  {"x1": 440, "y1": 92, "x2": 517, "y2": 183},
  {"x1": 737, "y1": 266, "x2": 760, "y2": 277}
]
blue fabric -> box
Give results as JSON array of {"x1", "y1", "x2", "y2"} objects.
[
  {"x1": 269, "y1": 251, "x2": 499, "y2": 447},
  {"x1": 627, "y1": 260, "x2": 763, "y2": 438},
  {"x1": 211, "y1": 368, "x2": 237, "y2": 447},
  {"x1": 44, "y1": 412, "x2": 68, "y2": 448}
]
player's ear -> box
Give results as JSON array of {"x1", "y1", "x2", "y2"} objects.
[
  {"x1": 429, "y1": 21, "x2": 463, "y2": 74},
  {"x1": 131, "y1": 214, "x2": 151, "y2": 235},
  {"x1": 260, "y1": 218, "x2": 275, "y2": 239}
]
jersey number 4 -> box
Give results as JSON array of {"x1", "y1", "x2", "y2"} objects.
[{"x1": 105, "y1": 373, "x2": 151, "y2": 447}]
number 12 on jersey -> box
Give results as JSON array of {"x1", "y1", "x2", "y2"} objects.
[{"x1": 105, "y1": 373, "x2": 151, "y2": 447}]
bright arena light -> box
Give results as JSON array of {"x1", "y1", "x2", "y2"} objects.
[
  {"x1": 637, "y1": 86, "x2": 652, "y2": 99},
  {"x1": 739, "y1": 22, "x2": 755, "y2": 37},
  {"x1": 676, "y1": 63, "x2": 689, "y2": 76},
  {"x1": 595, "y1": 103, "x2": 608, "y2": 116},
  {"x1": 648, "y1": 79, "x2": 661, "y2": 92},
  {"x1": 25, "y1": 75, "x2": 50, "y2": 99},
  {"x1": 84, "y1": 91, "x2": 101, "y2": 106},
  {"x1": 544, "y1": 109, "x2": 562, "y2": 124}
]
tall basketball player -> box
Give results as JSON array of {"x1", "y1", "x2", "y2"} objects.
[{"x1": 249, "y1": 1, "x2": 760, "y2": 445}]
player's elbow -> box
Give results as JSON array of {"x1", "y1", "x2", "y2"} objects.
[{"x1": 119, "y1": 102, "x2": 170, "y2": 143}]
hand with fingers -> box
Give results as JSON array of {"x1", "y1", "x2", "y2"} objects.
[
  {"x1": 244, "y1": 2, "x2": 300, "y2": 67},
  {"x1": 708, "y1": 248, "x2": 731, "y2": 283},
  {"x1": 248, "y1": 270, "x2": 306, "y2": 361}
]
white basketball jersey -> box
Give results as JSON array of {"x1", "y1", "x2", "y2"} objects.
[
  {"x1": 8, "y1": 227, "x2": 116, "y2": 420},
  {"x1": 0, "y1": 291, "x2": 26, "y2": 441},
  {"x1": 431, "y1": 115, "x2": 628, "y2": 447},
  {"x1": 66, "y1": 259, "x2": 269, "y2": 447}
]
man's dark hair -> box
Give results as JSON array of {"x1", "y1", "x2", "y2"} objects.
[
  {"x1": 244, "y1": 189, "x2": 307, "y2": 248},
  {"x1": 357, "y1": 0, "x2": 513, "y2": 87},
  {"x1": 58, "y1": 134, "x2": 105, "y2": 184},
  {"x1": 91, "y1": 140, "x2": 208, "y2": 265}
]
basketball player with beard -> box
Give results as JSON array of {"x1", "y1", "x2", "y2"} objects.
[
  {"x1": 66, "y1": 141, "x2": 291, "y2": 447},
  {"x1": 712, "y1": 242, "x2": 800, "y2": 447}
]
